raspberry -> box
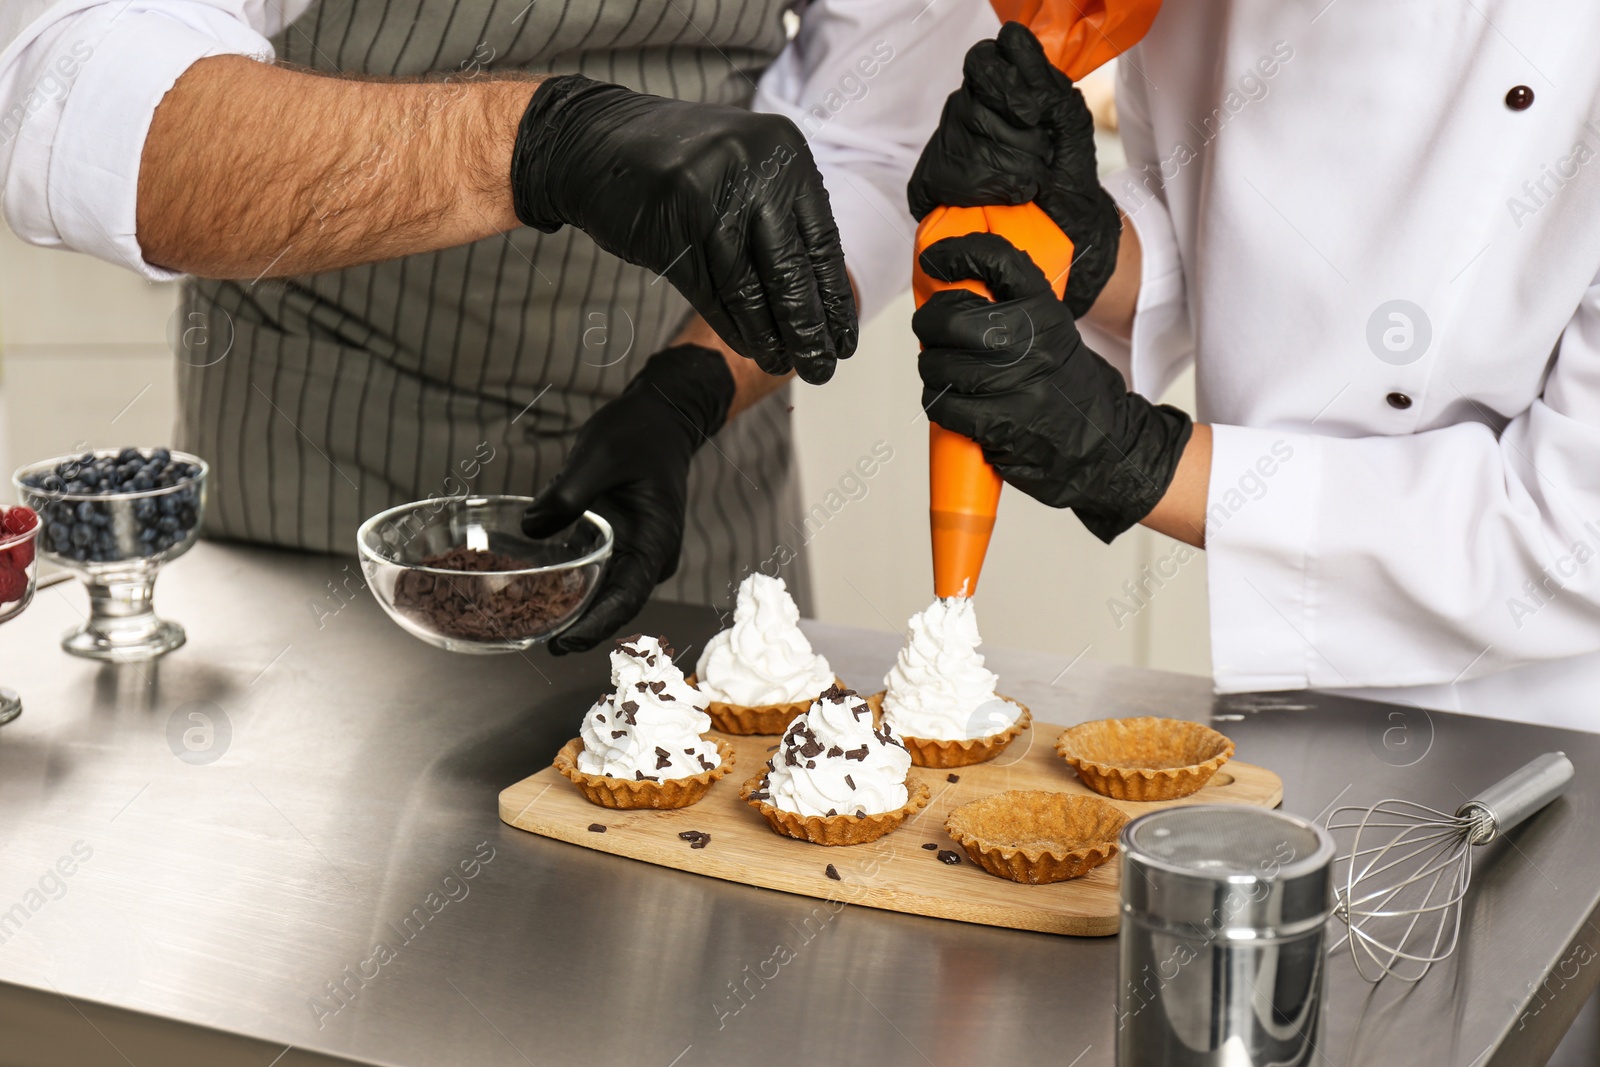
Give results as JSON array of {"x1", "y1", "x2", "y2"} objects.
[
  {"x1": 1, "y1": 506, "x2": 36, "y2": 536},
  {"x1": 4, "y1": 539, "x2": 33, "y2": 570},
  {"x1": 0, "y1": 566, "x2": 27, "y2": 604}
]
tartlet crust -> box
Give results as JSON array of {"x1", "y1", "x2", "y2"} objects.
[
  {"x1": 739, "y1": 772, "x2": 931, "y2": 846},
  {"x1": 687, "y1": 673, "x2": 845, "y2": 736},
  {"x1": 945, "y1": 789, "x2": 1129, "y2": 884},
  {"x1": 1054, "y1": 717, "x2": 1234, "y2": 801},
  {"x1": 865, "y1": 690, "x2": 1032, "y2": 768},
  {"x1": 553, "y1": 736, "x2": 735, "y2": 809}
]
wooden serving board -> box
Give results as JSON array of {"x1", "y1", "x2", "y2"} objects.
[{"x1": 499, "y1": 722, "x2": 1282, "y2": 936}]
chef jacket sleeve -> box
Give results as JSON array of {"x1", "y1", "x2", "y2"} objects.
[
  {"x1": 1074, "y1": 50, "x2": 1193, "y2": 397},
  {"x1": 1207, "y1": 268, "x2": 1600, "y2": 693},
  {"x1": 0, "y1": 1, "x2": 290, "y2": 279},
  {"x1": 750, "y1": 0, "x2": 1001, "y2": 323}
]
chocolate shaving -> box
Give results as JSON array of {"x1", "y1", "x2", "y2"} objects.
[
  {"x1": 843, "y1": 745, "x2": 869, "y2": 761},
  {"x1": 596, "y1": 712, "x2": 606, "y2": 723},
  {"x1": 634, "y1": 770, "x2": 659, "y2": 782},
  {"x1": 618, "y1": 700, "x2": 639, "y2": 724},
  {"x1": 819, "y1": 682, "x2": 851, "y2": 702},
  {"x1": 655, "y1": 746, "x2": 672, "y2": 770},
  {"x1": 766, "y1": 745, "x2": 778, "y2": 752},
  {"x1": 648, "y1": 681, "x2": 666, "y2": 694},
  {"x1": 697, "y1": 753, "x2": 715, "y2": 771},
  {"x1": 844, "y1": 774, "x2": 856, "y2": 790},
  {"x1": 850, "y1": 701, "x2": 869, "y2": 721},
  {"x1": 824, "y1": 864, "x2": 841, "y2": 881},
  {"x1": 937, "y1": 850, "x2": 962, "y2": 865},
  {"x1": 854, "y1": 809, "x2": 865, "y2": 818},
  {"x1": 391, "y1": 547, "x2": 586, "y2": 639},
  {"x1": 610, "y1": 730, "x2": 627, "y2": 739},
  {"x1": 827, "y1": 745, "x2": 843, "y2": 758},
  {"x1": 635, "y1": 681, "x2": 649, "y2": 692},
  {"x1": 806, "y1": 760, "x2": 816, "y2": 769},
  {"x1": 826, "y1": 808, "x2": 837, "y2": 817},
  {"x1": 588, "y1": 823, "x2": 607, "y2": 833}
]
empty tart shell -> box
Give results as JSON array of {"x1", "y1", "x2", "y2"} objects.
[
  {"x1": 1055, "y1": 717, "x2": 1234, "y2": 801},
  {"x1": 864, "y1": 691, "x2": 1032, "y2": 768},
  {"x1": 946, "y1": 790, "x2": 1129, "y2": 884},
  {"x1": 740, "y1": 772, "x2": 931, "y2": 846},
  {"x1": 553, "y1": 736, "x2": 735, "y2": 809},
  {"x1": 687, "y1": 674, "x2": 845, "y2": 736}
]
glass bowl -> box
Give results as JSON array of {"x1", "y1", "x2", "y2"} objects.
[
  {"x1": 357, "y1": 495, "x2": 612, "y2": 654},
  {"x1": 13, "y1": 449, "x2": 208, "y2": 661},
  {"x1": 0, "y1": 513, "x2": 40, "y2": 724}
]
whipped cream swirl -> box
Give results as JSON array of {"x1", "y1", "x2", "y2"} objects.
[
  {"x1": 695, "y1": 573, "x2": 833, "y2": 706},
  {"x1": 757, "y1": 685, "x2": 910, "y2": 817},
  {"x1": 881, "y1": 597, "x2": 1018, "y2": 741},
  {"x1": 578, "y1": 635, "x2": 720, "y2": 780}
]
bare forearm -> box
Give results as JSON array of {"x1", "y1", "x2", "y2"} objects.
[
  {"x1": 671, "y1": 314, "x2": 792, "y2": 421},
  {"x1": 1081, "y1": 209, "x2": 1140, "y2": 340},
  {"x1": 137, "y1": 55, "x2": 537, "y2": 278},
  {"x1": 1140, "y1": 423, "x2": 1211, "y2": 548}
]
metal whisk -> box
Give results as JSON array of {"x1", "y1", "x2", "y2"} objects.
[{"x1": 1326, "y1": 751, "x2": 1574, "y2": 983}]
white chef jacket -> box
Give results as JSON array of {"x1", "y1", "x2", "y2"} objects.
[
  {"x1": 1076, "y1": 1, "x2": 1600, "y2": 730},
  {"x1": 0, "y1": 0, "x2": 998, "y2": 321}
]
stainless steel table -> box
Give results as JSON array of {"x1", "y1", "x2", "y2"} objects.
[{"x1": 0, "y1": 543, "x2": 1595, "y2": 1067}]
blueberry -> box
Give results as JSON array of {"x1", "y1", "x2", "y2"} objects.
[
  {"x1": 64, "y1": 480, "x2": 87, "y2": 493},
  {"x1": 74, "y1": 501, "x2": 94, "y2": 522},
  {"x1": 139, "y1": 526, "x2": 160, "y2": 543},
  {"x1": 95, "y1": 529, "x2": 115, "y2": 551},
  {"x1": 47, "y1": 522, "x2": 69, "y2": 548},
  {"x1": 155, "y1": 474, "x2": 173, "y2": 488},
  {"x1": 21, "y1": 473, "x2": 41, "y2": 489},
  {"x1": 153, "y1": 535, "x2": 173, "y2": 552},
  {"x1": 69, "y1": 546, "x2": 87, "y2": 562},
  {"x1": 177, "y1": 506, "x2": 196, "y2": 527},
  {"x1": 41, "y1": 474, "x2": 63, "y2": 492},
  {"x1": 90, "y1": 510, "x2": 110, "y2": 528},
  {"x1": 70, "y1": 524, "x2": 93, "y2": 547},
  {"x1": 131, "y1": 475, "x2": 153, "y2": 492},
  {"x1": 116, "y1": 447, "x2": 140, "y2": 464},
  {"x1": 80, "y1": 470, "x2": 100, "y2": 489},
  {"x1": 157, "y1": 516, "x2": 179, "y2": 533},
  {"x1": 151, "y1": 447, "x2": 171, "y2": 465}
]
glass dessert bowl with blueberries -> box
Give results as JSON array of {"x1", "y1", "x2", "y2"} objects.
[
  {"x1": 357, "y1": 495, "x2": 612, "y2": 654},
  {"x1": 14, "y1": 448, "x2": 208, "y2": 661}
]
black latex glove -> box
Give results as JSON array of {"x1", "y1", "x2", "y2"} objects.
[
  {"x1": 907, "y1": 22, "x2": 1119, "y2": 318},
  {"x1": 522, "y1": 344, "x2": 734, "y2": 654},
  {"x1": 511, "y1": 74, "x2": 857, "y2": 385},
  {"x1": 914, "y1": 233, "x2": 1191, "y2": 543}
]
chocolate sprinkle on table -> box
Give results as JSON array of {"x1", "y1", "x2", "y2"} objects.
[
  {"x1": 922, "y1": 843, "x2": 938, "y2": 851},
  {"x1": 937, "y1": 849, "x2": 962, "y2": 865},
  {"x1": 587, "y1": 824, "x2": 607, "y2": 833},
  {"x1": 824, "y1": 864, "x2": 841, "y2": 881},
  {"x1": 678, "y1": 830, "x2": 711, "y2": 849},
  {"x1": 947, "y1": 773, "x2": 960, "y2": 783},
  {"x1": 391, "y1": 547, "x2": 585, "y2": 641}
]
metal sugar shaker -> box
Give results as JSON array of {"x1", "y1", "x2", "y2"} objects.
[{"x1": 1117, "y1": 805, "x2": 1336, "y2": 1067}]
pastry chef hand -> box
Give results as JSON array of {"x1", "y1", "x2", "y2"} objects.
[
  {"x1": 511, "y1": 75, "x2": 857, "y2": 385},
  {"x1": 906, "y1": 22, "x2": 1119, "y2": 318},
  {"x1": 913, "y1": 233, "x2": 1191, "y2": 543},
  {"x1": 522, "y1": 344, "x2": 734, "y2": 655}
]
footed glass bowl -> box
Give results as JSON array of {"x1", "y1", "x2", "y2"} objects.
[
  {"x1": 0, "y1": 515, "x2": 41, "y2": 723},
  {"x1": 14, "y1": 449, "x2": 208, "y2": 661},
  {"x1": 357, "y1": 495, "x2": 612, "y2": 654}
]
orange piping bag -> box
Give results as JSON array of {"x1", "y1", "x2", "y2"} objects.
[{"x1": 916, "y1": 0, "x2": 1162, "y2": 600}]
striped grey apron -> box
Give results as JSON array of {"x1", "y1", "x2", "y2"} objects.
[{"x1": 174, "y1": 0, "x2": 813, "y2": 616}]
